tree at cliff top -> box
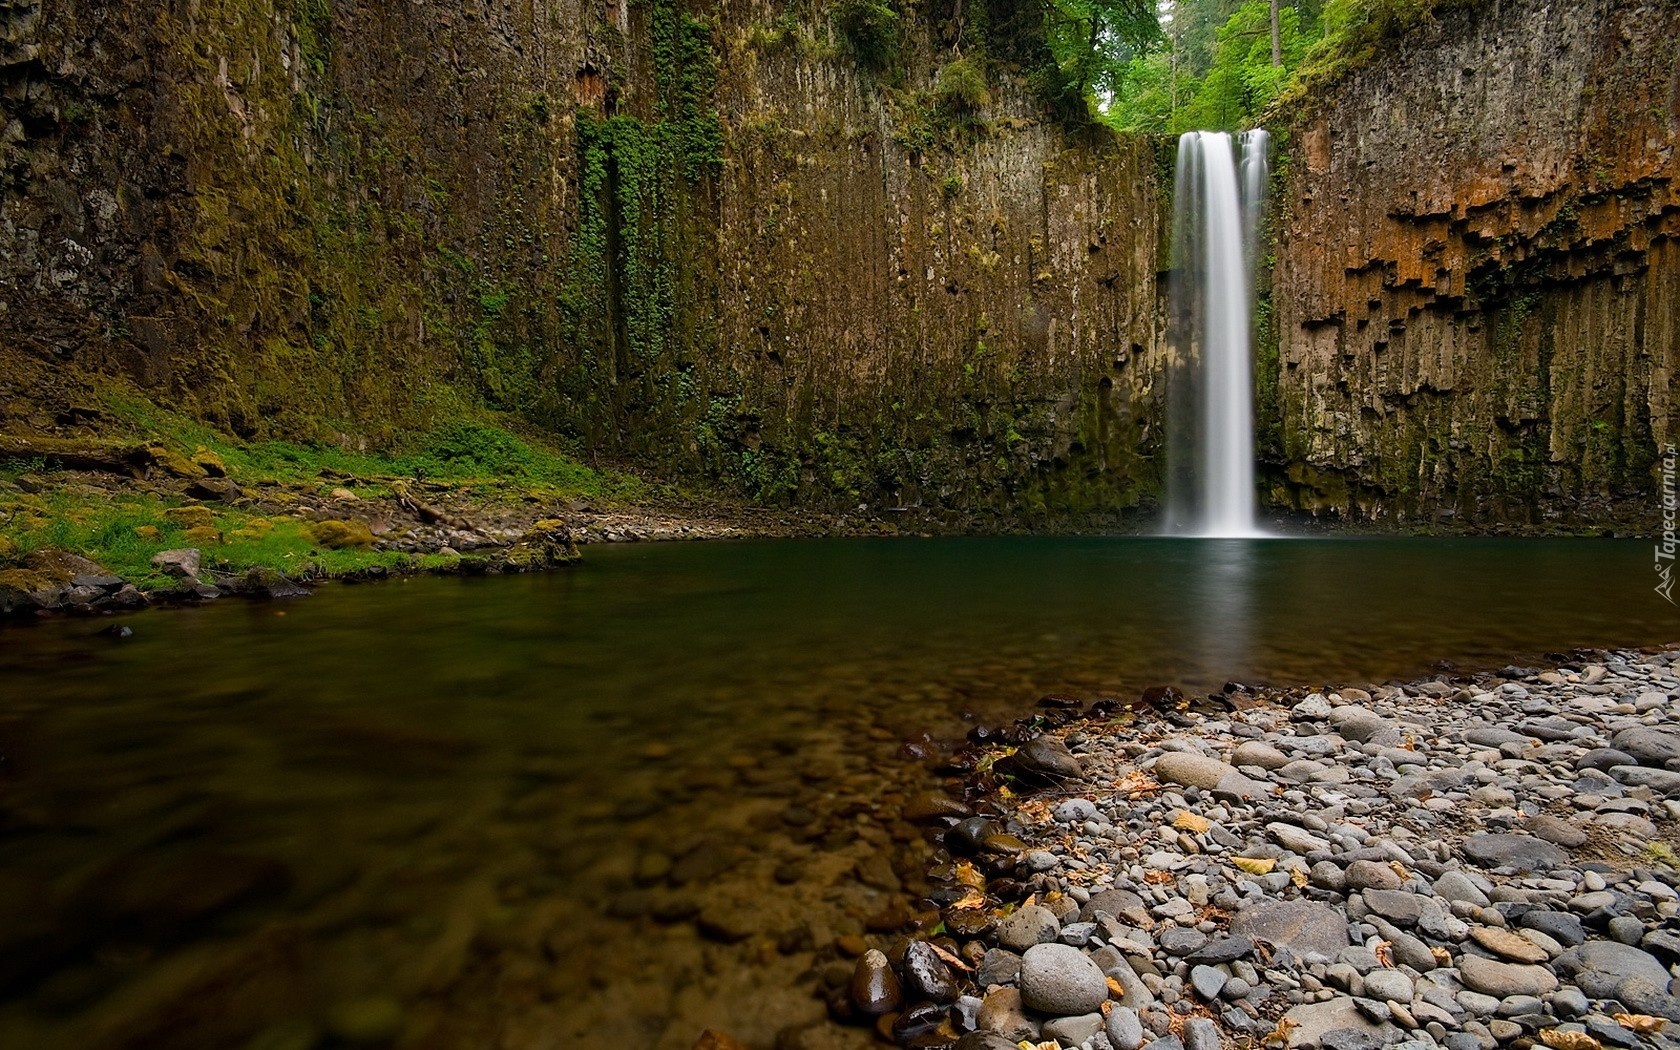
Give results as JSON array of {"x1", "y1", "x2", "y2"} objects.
[{"x1": 1099, "y1": 0, "x2": 1452, "y2": 131}]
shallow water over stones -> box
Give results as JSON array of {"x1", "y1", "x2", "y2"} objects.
[{"x1": 0, "y1": 537, "x2": 1673, "y2": 1049}]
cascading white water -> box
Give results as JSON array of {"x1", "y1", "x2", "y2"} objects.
[{"x1": 1165, "y1": 129, "x2": 1270, "y2": 538}]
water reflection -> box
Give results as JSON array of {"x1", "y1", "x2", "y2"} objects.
[{"x1": 1185, "y1": 538, "x2": 1257, "y2": 687}]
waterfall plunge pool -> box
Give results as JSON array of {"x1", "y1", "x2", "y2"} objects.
[{"x1": 0, "y1": 536, "x2": 1674, "y2": 1049}]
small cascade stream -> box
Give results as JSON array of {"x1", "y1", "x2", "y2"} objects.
[{"x1": 1166, "y1": 129, "x2": 1271, "y2": 537}]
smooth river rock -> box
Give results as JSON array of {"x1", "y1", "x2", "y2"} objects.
[
  {"x1": 1459, "y1": 833, "x2": 1568, "y2": 872},
  {"x1": 1019, "y1": 942, "x2": 1110, "y2": 1016},
  {"x1": 1457, "y1": 955, "x2": 1559, "y2": 997},
  {"x1": 850, "y1": 949, "x2": 902, "y2": 1015},
  {"x1": 1155, "y1": 751, "x2": 1237, "y2": 791},
  {"x1": 1554, "y1": 940, "x2": 1672, "y2": 997}
]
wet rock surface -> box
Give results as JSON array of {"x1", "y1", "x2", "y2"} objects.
[{"x1": 868, "y1": 650, "x2": 1680, "y2": 1050}]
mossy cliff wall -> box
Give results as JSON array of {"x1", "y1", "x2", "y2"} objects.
[
  {"x1": 1270, "y1": 0, "x2": 1680, "y2": 528},
  {"x1": 0, "y1": 0, "x2": 1166, "y2": 517}
]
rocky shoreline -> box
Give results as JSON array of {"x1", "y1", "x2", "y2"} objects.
[{"x1": 829, "y1": 649, "x2": 1680, "y2": 1050}]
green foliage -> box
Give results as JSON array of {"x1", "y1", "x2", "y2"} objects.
[
  {"x1": 652, "y1": 6, "x2": 725, "y2": 180},
  {"x1": 1108, "y1": 0, "x2": 1315, "y2": 132},
  {"x1": 933, "y1": 57, "x2": 993, "y2": 111},
  {"x1": 96, "y1": 391, "x2": 642, "y2": 501},
  {"x1": 1043, "y1": 0, "x2": 1162, "y2": 110},
  {"x1": 0, "y1": 488, "x2": 459, "y2": 589},
  {"x1": 890, "y1": 58, "x2": 997, "y2": 154},
  {"x1": 832, "y1": 0, "x2": 902, "y2": 70},
  {"x1": 1101, "y1": 0, "x2": 1461, "y2": 132},
  {"x1": 293, "y1": 0, "x2": 333, "y2": 77}
]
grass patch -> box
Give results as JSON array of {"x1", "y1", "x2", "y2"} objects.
[
  {"x1": 1, "y1": 390, "x2": 645, "y2": 588},
  {"x1": 96, "y1": 394, "x2": 647, "y2": 502},
  {"x1": 0, "y1": 487, "x2": 459, "y2": 590}
]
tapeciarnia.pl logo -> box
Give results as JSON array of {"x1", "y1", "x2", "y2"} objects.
[{"x1": 1659, "y1": 442, "x2": 1677, "y2": 604}]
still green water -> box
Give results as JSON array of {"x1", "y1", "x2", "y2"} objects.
[{"x1": 0, "y1": 537, "x2": 1673, "y2": 1049}]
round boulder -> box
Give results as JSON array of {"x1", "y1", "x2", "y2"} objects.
[{"x1": 1020, "y1": 942, "x2": 1109, "y2": 1016}]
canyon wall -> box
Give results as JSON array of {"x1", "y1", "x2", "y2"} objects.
[
  {"x1": 1270, "y1": 0, "x2": 1680, "y2": 528},
  {"x1": 5, "y1": 0, "x2": 1674, "y2": 526},
  {"x1": 0, "y1": 0, "x2": 1166, "y2": 518}
]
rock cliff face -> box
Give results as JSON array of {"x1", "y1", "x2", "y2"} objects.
[
  {"x1": 0, "y1": 0, "x2": 1166, "y2": 517},
  {"x1": 1270, "y1": 0, "x2": 1680, "y2": 528},
  {"x1": 4, "y1": 0, "x2": 1672, "y2": 526}
]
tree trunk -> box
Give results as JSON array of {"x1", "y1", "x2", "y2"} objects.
[{"x1": 1270, "y1": 0, "x2": 1282, "y2": 66}]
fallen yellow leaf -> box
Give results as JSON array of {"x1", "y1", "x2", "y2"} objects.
[
  {"x1": 1233, "y1": 857, "x2": 1276, "y2": 875},
  {"x1": 1173, "y1": 811, "x2": 1213, "y2": 833},
  {"x1": 1613, "y1": 1014, "x2": 1665, "y2": 1034},
  {"x1": 1540, "y1": 1028, "x2": 1603, "y2": 1050}
]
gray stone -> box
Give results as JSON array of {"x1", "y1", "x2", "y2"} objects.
[
  {"x1": 1466, "y1": 727, "x2": 1529, "y2": 748},
  {"x1": 1020, "y1": 942, "x2": 1110, "y2": 1016},
  {"x1": 1155, "y1": 751, "x2": 1236, "y2": 790},
  {"x1": 1586, "y1": 1015, "x2": 1644, "y2": 1048},
  {"x1": 1608, "y1": 915, "x2": 1646, "y2": 945},
  {"x1": 1459, "y1": 834, "x2": 1568, "y2": 872},
  {"x1": 1554, "y1": 940, "x2": 1671, "y2": 997},
  {"x1": 1182, "y1": 1017, "x2": 1221, "y2": 1050},
  {"x1": 1362, "y1": 889, "x2": 1432, "y2": 925},
  {"x1": 1611, "y1": 726, "x2": 1680, "y2": 765},
  {"x1": 1311, "y1": 860, "x2": 1348, "y2": 892},
  {"x1": 1186, "y1": 936, "x2": 1254, "y2": 964},
  {"x1": 977, "y1": 948, "x2": 1022, "y2": 988},
  {"x1": 1455, "y1": 991, "x2": 1500, "y2": 1016},
  {"x1": 1055, "y1": 797, "x2": 1099, "y2": 823},
  {"x1": 1281, "y1": 996, "x2": 1397, "y2": 1049},
  {"x1": 1159, "y1": 926, "x2": 1209, "y2": 956},
  {"x1": 1270, "y1": 821, "x2": 1332, "y2": 854},
  {"x1": 1294, "y1": 694, "x2": 1335, "y2": 720},
  {"x1": 1518, "y1": 910, "x2": 1585, "y2": 947},
  {"x1": 1190, "y1": 964, "x2": 1227, "y2": 1001},
  {"x1": 1091, "y1": 946, "x2": 1154, "y2": 1009},
  {"x1": 151, "y1": 548, "x2": 202, "y2": 578},
  {"x1": 1016, "y1": 735, "x2": 1084, "y2": 781},
  {"x1": 1213, "y1": 770, "x2": 1271, "y2": 801},
  {"x1": 1549, "y1": 986, "x2": 1588, "y2": 1018},
  {"x1": 1233, "y1": 741, "x2": 1292, "y2": 770},
  {"x1": 1456, "y1": 955, "x2": 1558, "y2": 997},
  {"x1": 1345, "y1": 860, "x2": 1402, "y2": 892},
  {"x1": 1082, "y1": 888, "x2": 1151, "y2": 925},
  {"x1": 1609, "y1": 765, "x2": 1680, "y2": 794},
  {"x1": 997, "y1": 904, "x2": 1061, "y2": 951},
  {"x1": 1280, "y1": 759, "x2": 1328, "y2": 783},
  {"x1": 1232, "y1": 900, "x2": 1352, "y2": 960},
  {"x1": 1107, "y1": 1007, "x2": 1145, "y2": 1050},
  {"x1": 1042, "y1": 1013, "x2": 1106, "y2": 1046},
  {"x1": 1521, "y1": 814, "x2": 1588, "y2": 847},
  {"x1": 954, "y1": 1034, "x2": 1022, "y2": 1050},
  {"x1": 1361, "y1": 969, "x2": 1415, "y2": 1004},
  {"x1": 1613, "y1": 976, "x2": 1680, "y2": 1022},
  {"x1": 1578, "y1": 747, "x2": 1639, "y2": 771},
  {"x1": 1434, "y1": 870, "x2": 1491, "y2": 907}
]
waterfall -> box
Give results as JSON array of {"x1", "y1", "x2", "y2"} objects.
[{"x1": 1165, "y1": 129, "x2": 1270, "y2": 538}]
